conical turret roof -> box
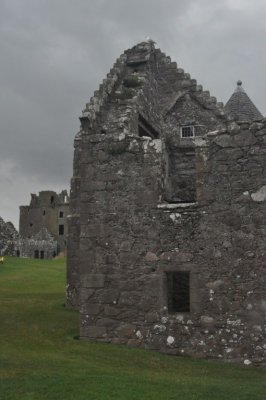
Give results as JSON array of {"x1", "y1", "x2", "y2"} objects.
[{"x1": 225, "y1": 80, "x2": 263, "y2": 122}]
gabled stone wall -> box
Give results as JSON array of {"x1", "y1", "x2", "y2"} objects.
[
  {"x1": 69, "y1": 119, "x2": 266, "y2": 365},
  {"x1": 66, "y1": 41, "x2": 266, "y2": 365}
]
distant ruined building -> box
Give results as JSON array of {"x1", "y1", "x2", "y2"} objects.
[
  {"x1": 18, "y1": 190, "x2": 69, "y2": 259},
  {"x1": 66, "y1": 40, "x2": 266, "y2": 364},
  {"x1": 0, "y1": 217, "x2": 18, "y2": 256}
]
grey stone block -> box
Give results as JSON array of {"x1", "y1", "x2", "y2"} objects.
[{"x1": 80, "y1": 274, "x2": 105, "y2": 288}]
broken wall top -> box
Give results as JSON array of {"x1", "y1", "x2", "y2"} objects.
[{"x1": 79, "y1": 40, "x2": 230, "y2": 138}]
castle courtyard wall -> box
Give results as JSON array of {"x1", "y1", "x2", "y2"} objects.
[{"x1": 67, "y1": 119, "x2": 266, "y2": 365}]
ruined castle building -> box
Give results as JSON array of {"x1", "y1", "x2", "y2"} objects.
[
  {"x1": 19, "y1": 190, "x2": 69, "y2": 258},
  {"x1": 225, "y1": 80, "x2": 263, "y2": 122},
  {"x1": 67, "y1": 40, "x2": 266, "y2": 364}
]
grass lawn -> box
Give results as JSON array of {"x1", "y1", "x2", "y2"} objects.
[{"x1": 0, "y1": 257, "x2": 266, "y2": 400}]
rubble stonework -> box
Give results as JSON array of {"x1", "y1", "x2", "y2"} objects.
[
  {"x1": 0, "y1": 217, "x2": 18, "y2": 255},
  {"x1": 19, "y1": 190, "x2": 69, "y2": 258},
  {"x1": 67, "y1": 41, "x2": 266, "y2": 364},
  {"x1": 17, "y1": 228, "x2": 57, "y2": 259}
]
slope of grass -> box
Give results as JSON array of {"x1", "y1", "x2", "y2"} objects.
[{"x1": 0, "y1": 257, "x2": 266, "y2": 400}]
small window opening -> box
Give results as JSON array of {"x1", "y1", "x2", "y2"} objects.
[
  {"x1": 43, "y1": 210, "x2": 46, "y2": 216},
  {"x1": 59, "y1": 225, "x2": 64, "y2": 235},
  {"x1": 50, "y1": 196, "x2": 54, "y2": 204},
  {"x1": 34, "y1": 250, "x2": 39, "y2": 259},
  {"x1": 166, "y1": 271, "x2": 190, "y2": 312},
  {"x1": 180, "y1": 125, "x2": 204, "y2": 138},
  {"x1": 59, "y1": 211, "x2": 64, "y2": 218},
  {"x1": 180, "y1": 126, "x2": 195, "y2": 138},
  {"x1": 40, "y1": 251, "x2": 44, "y2": 259},
  {"x1": 16, "y1": 250, "x2": 20, "y2": 257},
  {"x1": 30, "y1": 223, "x2": 33, "y2": 227}
]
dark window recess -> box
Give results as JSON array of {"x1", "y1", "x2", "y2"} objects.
[
  {"x1": 59, "y1": 225, "x2": 64, "y2": 235},
  {"x1": 40, "y1": 251, "x2": 44, "y2": 259},
  {"x1": 138, "y1": 114, "x2": 159, "y2": 139},
  {"x1": 164, "y1": 146, "x2": 196, "y2": 203},
  {"x1": 43, "y1": 210, "x2": 46, "y2": 216},
  {"x1": 166, "y1": 271, "x2": 190, "y2": 312},
  {"x1": 30, "y1": 223, "x2": 33, "y2": 227},
  {"x1": 181, "y1": 126, "x2": 194, "y2": 138},
  {"x1": 59, "y1": 211, "x2": 64, "y2": 218},
  {"x1": 34, "y1": 250, "x2": 39, "y2": 259},
  {"x1": 50, "y1": 196, "x2": 54, "y2": 204}
]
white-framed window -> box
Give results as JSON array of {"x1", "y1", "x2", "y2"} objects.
[
  {"x1": 180, "y1": 125, "x2": 204, "y2": 138},
  {"x1": 180, "y1": 125, "x2": 195, "y2": 138}
]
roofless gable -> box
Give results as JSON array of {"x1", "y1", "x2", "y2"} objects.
[{"x1": 67, "y1": 40, "x2": 266, "y2": 365}]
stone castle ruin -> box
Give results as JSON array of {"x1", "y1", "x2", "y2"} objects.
[
  {"x1": 0, "y1": 217, "x2": 18, "y2": 256},
  {"x1": 66, "y1": 40, "x2": 266, "y2": 364},
  {"x1": 18, "y1": 190, "x2": 69, "y2": 258}
]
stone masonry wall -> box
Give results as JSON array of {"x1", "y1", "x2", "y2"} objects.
[
  {"x1": 20, "y1": 190, "x2": 69, "y2": 255},
  {"x1": 72, "y1": 120, "x2": 266, "y2": 365},
  {"x1": 67, "y1": 41, "x2": 266, "y2": 365}
]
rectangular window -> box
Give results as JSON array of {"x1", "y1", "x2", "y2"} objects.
[
  {"x1": 59, "y1": 211, "x2": 64, "y2": 218},
  {"x1": 59, "y1": 224, "x2": 64, "y2": 235},
  {"x1": 40, "y1": 251, "x2": 44, "y2": 259},
  {"x1": 166, "y1": 271, "x2": 190, "y2": 312},
  {"x1": 180, "y1": 126, "x2": 195, "y2": 138},
  {"x1": 34, "y1": 250, "x2": 39, "y2": 259}
]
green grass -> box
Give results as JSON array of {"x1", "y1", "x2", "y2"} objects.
[{"x1": 0, "y1": 257, "x2": 266, "y2": 400}]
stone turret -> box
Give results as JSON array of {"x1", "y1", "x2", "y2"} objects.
[{"x1": 225, "y1": 80, "x2": 263, "y2": 122}]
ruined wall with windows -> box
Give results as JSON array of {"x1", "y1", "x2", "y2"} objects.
[
  {"x1": 17, "y1": 228, "x2": 57, "y2": 259},
  {"x1": 19, "y1": 190, "x2": 69, "y2": 258},
  {"x1": 67, "y1": 41, "x2": 266, "y2": 365},
  {"x1": 0, "y1": 217, "x2": 18, "y2": 256}
]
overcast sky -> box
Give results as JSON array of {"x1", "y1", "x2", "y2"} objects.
[{"x1": 1, "y1": 0, "x2": 266, "y2": 228}]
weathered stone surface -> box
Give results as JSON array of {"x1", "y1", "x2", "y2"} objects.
[
  {"x1": 144, "y1": 252, "x2": 159, "y2": 262},
  {"x1": 0, "y1": 217, "x2": 18, "y2": 256},
  {"x1": 81, "y1": 326, "x2": 107, "y2": 338},
  {"x1": 80, "y1": 274, "x2": 105, "y2": 288},
  {"x1": 145, "y1": 312, "x2": 159, "y2": 323},
  {"x1": 17, "y1": 228, "x2": 57, "y2": 260},
  {"x1": 251, "y1": 186, "x2": 266, "y2": 202},
  {"x1": 200, "y1": 316, "x2": 215, "y2": 325},
  {"x1": 213, "y1": 134, "x2": 234, "y2": 148},
  {"x1": 234, "y1": 130, "x2": 257, "y2": 147},
  {"x1": 116, "y1": 324, "x2": 136, "y2": 338},
  {"x1": 19, "y1": 190, "x2": 69, "y2": 257},
  {"x1": 159, "y1": 251, "x2": 193, "y2": 262},
  {"x1": 67, "y1": 40, "x2": 266, "y2": 365}
]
